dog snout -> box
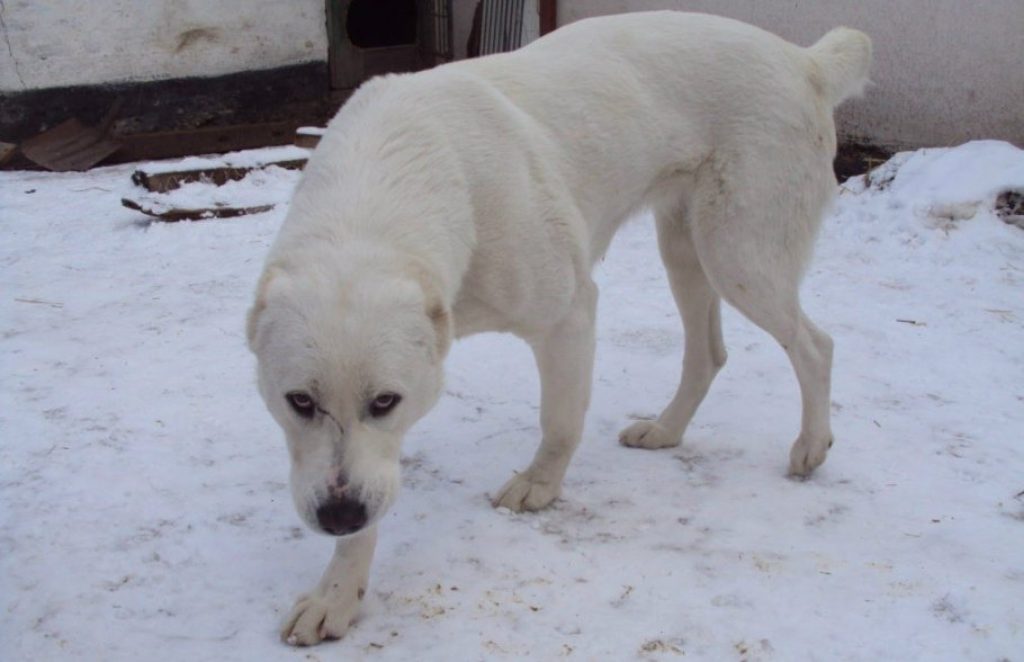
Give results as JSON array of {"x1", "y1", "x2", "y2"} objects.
[{"x1": 315, "y1": 495, "x2": 368, "y2": 536}]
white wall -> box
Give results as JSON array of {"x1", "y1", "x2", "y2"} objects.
[
  {"x1": 0, "y1": 0, "x2": 328, "y2": 91},
  {"x1": 6, "y1": 0, "x2": 1020, "y2": 149},
  {"x1": 555, "y1": 0, "x2": 1024, "y2": 149}
]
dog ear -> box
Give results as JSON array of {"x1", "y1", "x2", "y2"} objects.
[
  {"x1": 246, "y1": 266, "x2": 284, "y2": 351},
  {"x1": 427, "y1": 299, "x2": 452, "y2": 361},
  {"x1": 405, "y1": 259, "x2": 452, "y2": 361}
]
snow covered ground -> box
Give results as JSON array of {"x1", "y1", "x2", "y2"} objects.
[{"x1": 2, "y1": 141, "x2": 1022, "y2": 661}]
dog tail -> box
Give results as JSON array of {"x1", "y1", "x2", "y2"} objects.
[{"x1": 807, "y1": 27, "x2": 872, "y2": 107}]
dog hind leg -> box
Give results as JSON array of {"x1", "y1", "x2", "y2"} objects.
[
  {"x1": 688, "y1": 161, "x2": 835, "y2": 476},
  {"x1": 620, "y1": 199, "x2": 727, "y2": 449}
]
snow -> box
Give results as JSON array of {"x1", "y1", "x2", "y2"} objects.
[
  {"x1": 2, "y1": 141, "x2": 1023, "y2": 661},
  {"x1": 126, "y1": 165, "x2": 300, "y2": 215},
  {"x1": 138, "y1": 146, "x2": 310, "y2": 175}
]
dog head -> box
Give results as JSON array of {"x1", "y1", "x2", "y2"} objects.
[{"x1": 247, "y1": 253, "x2": 451, "y2": 536}]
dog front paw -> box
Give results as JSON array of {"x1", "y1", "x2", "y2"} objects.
[
  {"x1": 788, "y1": 434, "x2": 832, "y2": 477},
  {"x1": 281, "y1": 586, "x2": 363, "y2": 646},
  {"x1": 618, "y1": 420, "x2": 679, "y2": 449},
  {"x1": 493, "y1": 471, "x2": 560, "y2": 512}
]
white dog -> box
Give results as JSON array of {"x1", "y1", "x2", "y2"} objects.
[{"x1": 247, "y1": 11, "x2": 871, "y2": 645}]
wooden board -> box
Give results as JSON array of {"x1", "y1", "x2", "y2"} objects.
[
  {"x1": 121, "y1": 197, "x2": 274, "y2": 222},
  {"x1": 131, "y1": 158, "x2": 307, "y2": 193},
  {"x1": 116, "y1": 122, "x2": 301, "y2": 163}
]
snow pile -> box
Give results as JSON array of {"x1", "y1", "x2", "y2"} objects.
[
  {"x1": 1, "y1": 142, "x2": 1022, "y2": 661},
  {"x1": 845, "y1": 140, "x2": 1024, "y2": 228}
]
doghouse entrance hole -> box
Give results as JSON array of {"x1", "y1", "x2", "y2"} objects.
[{"x1": 347, "y1": 0, "x2": 418, "y2": 48}]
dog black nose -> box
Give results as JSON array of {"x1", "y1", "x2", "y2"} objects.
[{"x1": 315, "y1": 496, "x2": 368, "y2": 536}]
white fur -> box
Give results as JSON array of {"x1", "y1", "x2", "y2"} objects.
[{"x1": 247, "y1": 11, "x2": 871, "y2": 646}]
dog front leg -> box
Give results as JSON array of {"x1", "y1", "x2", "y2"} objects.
[
  {"x1": 281, "y1": 525, "x2": 377, "y2": 646},
  {"x1": 493, "y1": 281, "x2": 597, "y2": 512}
]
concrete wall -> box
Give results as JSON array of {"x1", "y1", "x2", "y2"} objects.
[
  {"x1": 0, "y1": 0, "x2": 328, "y2": 91},
  {"x1": 5, "y1": 0, "x2": 1019, "y2": 149},
  {"x1": 552, "y1": 0, "x2": 1024, "y2": 149}
]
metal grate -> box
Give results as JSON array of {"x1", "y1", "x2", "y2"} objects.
[
  {"x1": 478, "y1": 0, "x2": 525, "y2": 55},
  {"x1": 420, "y1": 0, "x2": 454, "y2": 63}
]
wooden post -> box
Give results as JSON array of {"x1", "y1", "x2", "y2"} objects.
[{"x1": 539, "y1": 0, "x2": 557, "y2": 35}]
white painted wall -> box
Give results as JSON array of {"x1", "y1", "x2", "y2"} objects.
[
  {"x1": 551, "y1": 0, "x2": 1024, "y2": 149},
  {"x1": 5, "y1": 0, "x2": 1020, "y2": 149},
  {"x1": 0, "y1": 0, "x2": 328, "y2": 91}
]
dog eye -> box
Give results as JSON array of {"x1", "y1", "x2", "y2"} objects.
[
  {"x1": 286, "y1": 391, "x2": 316, "y2": 419},
  {"x1": 369, "y1": 392, "x2": 401, "y2": 418}
]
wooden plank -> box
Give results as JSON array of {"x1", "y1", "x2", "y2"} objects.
[
  {"x1": 116, "y1": 122, "x2": 300, "y2": 162},
  {"x1": 294, "y1": 127, "x2": 325, "y2": 149},
  {"x1": 131, "y1": 159, "x2": 307, "y2": 193},
  {"x1": 121, "y1": 197, "x2": 274, "y2": 222},
  {"x1": 0, "y1": 142, "x2": 16, "y2": 167},
  {"x1": 294, "y1": 134, "x2": 321, "y2": 149}
]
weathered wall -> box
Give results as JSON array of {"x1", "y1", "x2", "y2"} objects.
[
  {"x1": 5, "y1": 0, "x2": 1020, "y2": 150},
  {"x1": 0, "y1": 0, "x2": 328, "y2": 91},
  {"x1": 548, "y1": 0, "x2": 1024, "y2": 149}
]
